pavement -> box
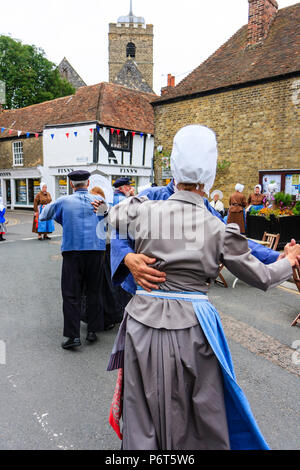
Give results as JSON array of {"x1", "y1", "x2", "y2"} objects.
[{"x1": 0, "y1": 210, "x2": 299, "y2": 450}]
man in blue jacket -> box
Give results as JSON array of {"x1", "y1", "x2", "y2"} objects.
[
  {"x1": 110, "y1": 180, "x2": 281, "y2": 297},
  {"x1": 40, "y1": 170, "x2": 107, "y2": 350}
]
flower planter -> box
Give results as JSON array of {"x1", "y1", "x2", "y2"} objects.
[
  {"x1": 246, "y1": 214, "x2": 300, "y2": 250},
  {"x1": 246, "y1": 214, "x2": 271, "y2": 241}
]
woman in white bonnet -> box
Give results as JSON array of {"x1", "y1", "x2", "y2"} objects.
[
  {"x1": 107, "y1": 125, "x2": 300, "y2": 451},
  {"x1": 32, "y1": 182, "x2": 54, "y2": 240},
  {"x1": 227, "y1": 183, "x2": 247, "y2": 233},
  {"x1": 0, "y1": 196, "x2": 6, "y2": 241},
  {"x1": 210, "y1": 189, "x2": 225, "y2": 216}
]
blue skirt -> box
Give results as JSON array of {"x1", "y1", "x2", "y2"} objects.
[{"x1": 38, "y1": 206, "x2": 55, "y2": 233}]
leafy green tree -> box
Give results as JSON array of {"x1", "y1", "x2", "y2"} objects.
[{"x1": 0, "y1": 35, "x2": 75, "y2": 109}]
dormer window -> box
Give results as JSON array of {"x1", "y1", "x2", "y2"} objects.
[{"x1": 126, "y1": 42, "x2": 136, "y2": 58}]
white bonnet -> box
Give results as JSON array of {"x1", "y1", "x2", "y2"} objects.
[
  {"x1": 235, "y1": 183, "x2": 244, "y2": 193},
  {"x1": 211, "y1": 190, "x2": 223, "y2": 200},
  {"x1": 171, "y1": 125, "x2": 218, "y2": 194}
]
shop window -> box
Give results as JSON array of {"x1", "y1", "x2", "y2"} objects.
[
  {"x1": 28, "y1": 179, "x2": 41, "y2": 204},
  {"x1": 110, "y1": 131, "x2": 131, "y2": 152},
  {"x1": 15, "y1": 179, "x2": 27, "y2": 205},
  {"x1": 126, "y1": 42, "x2": 136, "y2": 58},
  {"x1": 13, "y1": 141, "x2": 24, "y2": 166}
]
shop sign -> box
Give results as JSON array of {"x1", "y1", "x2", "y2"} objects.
[
  {"x1": 0, "y1": 172, "x2": 12, "y2": 177},
  {"x1": 57, "y1": 168, "x2": 74, "y2": 174},
  {"x1": 120, "y1": 168, "x2": 138, "y2": 175}
]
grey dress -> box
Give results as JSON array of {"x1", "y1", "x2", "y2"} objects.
[{"x1": 108, "y1": 191, "x2": 292, "y2": 450}]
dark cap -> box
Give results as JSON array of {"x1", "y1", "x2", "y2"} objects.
[
  {"x1": 113, "y1": 177, "x2": 133, "y2": 188},
  {"x1": 68, "y1": 170, "x2": 91, "y2": 181}
]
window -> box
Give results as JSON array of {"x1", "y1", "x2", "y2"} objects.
[
  {"x1": 15, "y1": 179, "x2": 27, "y2": 205},
  {"x1": 13, "y1": 141, "x2": 24, "y2": 166},
  {"x1": 110, "y1": 131, "x2": 131, "y2": 152},
  {"x1": 126, "y1": 42, "x2": 136, "y2": 58}
]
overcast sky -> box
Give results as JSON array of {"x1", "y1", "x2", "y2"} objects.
[{"x1": 0, "y1": 0, "x2": 298, "y2": 94}]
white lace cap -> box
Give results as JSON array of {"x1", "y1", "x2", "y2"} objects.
[{"x1": 171, "y1": 125, "x2": 218, "y2": 194}]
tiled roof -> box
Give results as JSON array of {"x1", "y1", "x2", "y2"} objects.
[
  {"x1": 0, "y1": 82, "x2": 156, "y2": 138},
  {"x1": 154, "y1": 3, "x2": 300, "y2": 104}
]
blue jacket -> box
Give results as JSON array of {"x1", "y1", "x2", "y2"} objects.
[
  {"x1": 113, "y1": 190, "x2": 127, "y2": 207},
  {"x1": 40, "y1": 189, "x2": 106, "y2": 252},
  {"x1": 110, "y1": 181, "x2": 280, "y2": 295},
  {"x1": 0, "y1": 208, "x2": 6, "y2": 224}
]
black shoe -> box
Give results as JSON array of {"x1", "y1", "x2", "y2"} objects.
[
  {"x1": 62, "y1": 338, "x2": 81, "y2": 350},
  {"x1": 104, "y1": 323, "x2": 116, "y2": 331},
  {"x1": 86, "y1": 332, "x2": 97, "y2": 343}
]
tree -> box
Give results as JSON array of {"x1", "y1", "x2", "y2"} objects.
[{"x1": 0, "y1": 35, "x2": 75, "y2": 109}]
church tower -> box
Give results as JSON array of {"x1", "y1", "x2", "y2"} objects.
[{"x1": 108, "y1": 1, "x2": 154, "y2": 92}]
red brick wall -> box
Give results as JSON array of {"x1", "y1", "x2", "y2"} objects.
[{"x1": 248, "y1": 0, "x2": 278, "y2": 45}]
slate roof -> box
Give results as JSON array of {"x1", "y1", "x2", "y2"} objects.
[
  {"x1": 0, "y1": 82, "x2": 156, "y2": 138},
  {"x1": 154, "y1": 3, "x2": 300, "y2": 104},
  {"x1": 113, "y1": 59, "x2": 154, "y2": 94}
]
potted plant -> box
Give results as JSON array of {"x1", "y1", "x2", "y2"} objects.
[{"x1": 246, "y1": 193, "x2": 300, "y2": 249}]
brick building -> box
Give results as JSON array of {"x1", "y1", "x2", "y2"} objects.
[
  {"x1": 153, "y1": 0, "x2": 300, "y2": 203},
  {"x1": 0, "y1": 83, "x2": 155, "y2": 209}
]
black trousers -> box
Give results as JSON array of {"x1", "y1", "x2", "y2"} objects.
[
  {"x1": 61, "y1": 251, "x2": 105, "y2": 338},
  {"x1": 80, "y1": 245, "x2": 133, "y2": 329}
]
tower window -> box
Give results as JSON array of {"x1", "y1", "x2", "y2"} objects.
[{"x1": 126, "y1": 42, "x2": 136, "y2": 58}]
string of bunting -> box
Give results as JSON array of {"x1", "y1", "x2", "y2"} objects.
[
  {"x1": 0, "y1": 126, "x2": 40, "y2": 138},
  {"x1": 49, "y1": 126, "x2": 152, "y2": 140},
  {"x1": 0, "y1": 125, "x2": 152, "y2": 140}
]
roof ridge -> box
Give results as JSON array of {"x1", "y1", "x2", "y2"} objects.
[{"x1": 101, "y1": 81, "x2": 158, "y2": 97}]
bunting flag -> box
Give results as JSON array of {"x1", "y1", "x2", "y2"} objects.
[
  {"x1": 132, "y1": 132, "x2": 136, "y2": 137},
  {"x1": 35, "y1": 133, "x2": 39, "y2": 139},
  {"x1": 0, "y1": 126, "x2": 40, "y2": 138},
  {"x1": 51, "y1": 134, "x2": 55, "y2": 140},
  {"x1": 124, "y1": 130, "x2": 128, "y2": 137},
  {"x1": 116, "y1": 129, "x2": 121, "y2": 136},
  {"x1": 74, "y1": 132, "x2": 78, "y2": 137},
  {"x1": 140, "y1": 133, "x2": 144, "y2": 138},
  {"x1": 147, "y1": 134, "x2": 151, "y2": 139},
  {"x1": 89, "y1": 128, "x2": 93, "y2": 134},
  {"x1": 66, "y1": 133, "x2": 70, "y2": 138},
  {"x1": 110, "y1": 128, "x2": 115, "y2": 135}
]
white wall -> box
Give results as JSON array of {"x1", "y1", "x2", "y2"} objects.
[
  {"x1": 43, "y1": 125, "x2": 94, "y2": 168},
  {"x1": 42, "y1": 124, "x2": 154, "y2": 198}
]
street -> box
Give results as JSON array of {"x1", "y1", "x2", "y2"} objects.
[{"x1": 0, "y1": 211, "x2": 299, "y2": 450}]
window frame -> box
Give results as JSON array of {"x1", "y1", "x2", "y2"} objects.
[
  {"x1": 12, "y1": 141, "x2": 24, "y2": 167},
  {"x1": 109, "y1": 131, "x2": 132, "y2": 153}
]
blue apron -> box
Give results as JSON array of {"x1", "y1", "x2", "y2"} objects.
[
  {"x1": 126, "y1": 288, "x2": 270, "y2": 451},
  {"x1": 38, "y1": 205, "x2": 55, "y2": 233}
]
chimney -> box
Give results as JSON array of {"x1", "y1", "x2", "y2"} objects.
[
  {"x1": 248, "y1": 0, "x2": 278, "y2": 46},
  {"x1": 161, "y1": 74, "x2": 176, "y2": 96}
]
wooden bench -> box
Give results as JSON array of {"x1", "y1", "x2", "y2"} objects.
[{"x1": 291, "y1": 266, "x2": 300, "y2": 327}]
